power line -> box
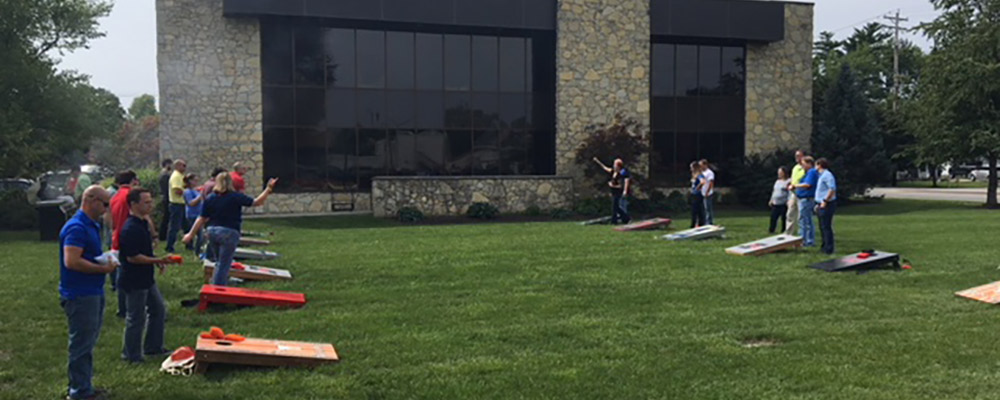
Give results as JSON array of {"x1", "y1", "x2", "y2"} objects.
[{"x1": 885, "y1": 9, "x2": 910, "y2": 111}]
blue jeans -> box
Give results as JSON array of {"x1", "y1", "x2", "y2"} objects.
[
  {"x1": 207, "y1": 226, "x2": 241, "y2": 285},
  {"x1": 817, "y1": 200, "x2": 837, "y2": 254},
  {"x1": 121, "y1": 283, "x2": 166, "y2": 362},
  {"x1": 612, "y1": 195, "x2": 630, "y2": 224},
  {"x1": 798, "y1": 198, "x2": 816, "y2": 247},
  {"x1": 61, "y1": 295, "x2": 104, "y2": 399},
  {"x1": 703, "y1": 194, "x2": 715, "y2": 225},
  {"x1": 186, "y1": 217, "x2": 204, "y2": 255},
  {"x1": 165, "y1": 203, "x2": 186, "y2": 252}
]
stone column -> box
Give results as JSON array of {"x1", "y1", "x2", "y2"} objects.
[
  {"x1": 555, "y1": 0, "x2": 651, "y2": 183},
  {"x1": 157, "y1": 0, "x2": 264, "y2": 193},
  {"x1": 744, "y1": 3, "x2": 814, "y2": 154}
]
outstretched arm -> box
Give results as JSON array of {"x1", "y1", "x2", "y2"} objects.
[
  {"x1": 592, "y1": 157, "x2": 612, "y2": 173},
  {"x1": 252, "y1": 178, "x2": 278, "y2": 207}
]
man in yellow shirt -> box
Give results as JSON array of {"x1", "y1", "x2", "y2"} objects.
[
  {"x1": 165, "y1": 159, "x2": 187, "y2": 252},
  {"x1": 784, "y1": 150, "x2": 806, "y2": 235}
]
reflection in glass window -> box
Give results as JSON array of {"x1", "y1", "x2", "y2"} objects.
[
  {"x1": 699, "y1": 46, "x2": 722, "y2": 96},
  {"x1": 263, "y1": 128, "x2": 295, "y2": 188},
  {"x1": 721, "y1": 47, "x2": 744, "y2": 96},
  {"x1": 416, "y1": 34, "x2": 443, "y2": 90},
  {"x1": 675, "y1": 45, "x2": 698, "y2": 97},
  {"x1": 472, "y1": 36, "x2": 498, "y2": 91},
  {"x1": 295, "y1": 88, "x2": 325, "y2": 127},
  {"x1": 387, "y1": 32, "x2": 415, "y2": 89},
  {"x1": 652, "y1": 44, "x2": 675, "y2": 97},
  {"x1": 356, "y1": 90, "x2": 385, "y2": 128},
  {"x1": 262, "y1": 24, "x2": 293, "y2": 85},
  {"x1": 295, "y1": 129, "x2": 327, "y2": 190},
  {"x1": 499, "y1": 37, "x2": 525, "y2": 92},
  {"x1": 327, "y1": 128, "x2": 357, "y2": 187}
]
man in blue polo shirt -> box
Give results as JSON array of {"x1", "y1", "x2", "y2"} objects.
[
  {"x1": 60, "y1": 185, "x2": 117, "y2": 400},
  {"x1": 793, "y1": 156, "x2": 819, "y2": 247},
  {"x1": 814, "y1": 158, "x2": 838, "y2": 254}
]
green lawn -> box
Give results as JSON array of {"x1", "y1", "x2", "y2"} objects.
[
  {"x1": 896, "y1": 180, "x2": 988, "y2": 189},
  {"x1": 2, "y1": 200, "x2": 1000, "y2": 399}
]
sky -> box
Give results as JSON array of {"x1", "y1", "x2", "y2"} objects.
[{"x1": 57, "y1": 0, "x2": 941, "y2": 108}]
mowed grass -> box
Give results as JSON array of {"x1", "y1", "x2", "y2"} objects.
[
  {"x1": 897, "y1": 180, "x2": 988, "y2": 189},
  {"x1": 2, "y1": 200, "x2": 1000, "y2": 399}
]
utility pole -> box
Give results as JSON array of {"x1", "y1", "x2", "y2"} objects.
[{"x1": 884, "y1": 10, "x2": 909, "y2": 111}]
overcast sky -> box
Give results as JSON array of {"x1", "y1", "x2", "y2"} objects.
[{"x1": 57, "y1": 0, "x2": 940, "y2": 108}]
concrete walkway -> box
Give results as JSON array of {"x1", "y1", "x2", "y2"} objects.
[{"x1": 870, "y1": 187, "x2": 988, "y2": 203}]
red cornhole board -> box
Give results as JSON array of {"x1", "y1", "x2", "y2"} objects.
[
  {"x1": 198, "y1": 284, "x2": 306, "y2": 311},
  {"x1": 955, "y1": 281, "x2": 1000, "y2": 305},
  {"x1": 203, "y1": 260, "x2": 292, "y2": 283},
  {"x1": 195, "y1": 336, "x2": 338, "y2": 372},
  {"x1": 614, "y1": 218, "x2": 672, "y2": 232}
]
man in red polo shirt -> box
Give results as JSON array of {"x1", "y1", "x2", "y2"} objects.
[
  {"x1": 109, "y1": 170, "x2": 139, "y2": 318},
  {"x1": 231, "y1": 162, "x2": 247, "y2": 193}
]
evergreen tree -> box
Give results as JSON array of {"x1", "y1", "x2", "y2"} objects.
[{"x1": 812, "y1": 64, "x2": 891, "y2": 198}]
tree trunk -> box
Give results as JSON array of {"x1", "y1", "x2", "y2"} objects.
[
  {"x1": 988, "y1": 155, "x2": 998, "y2": 209},
  {"x1": 930, "y1": 164, "x2": 939, "y2": 188}
]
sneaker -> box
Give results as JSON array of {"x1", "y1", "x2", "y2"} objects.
[{"x1": 67, "y1": 387, "x2": 110, "y2": 400}]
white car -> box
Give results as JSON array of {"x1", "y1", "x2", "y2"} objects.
[{"x1": 969, "y1": 168, "x2": 991, "y2": 182}]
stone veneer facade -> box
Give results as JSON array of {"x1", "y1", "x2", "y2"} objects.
[
  {"x1": 157, "y1": 0, "x2": 264, "y2": 193},
  {"x1": 158, "y1": 0, "x2": 813, "y2": 216},
  {"x1": 555, "y1": 0, "x2": 651, "y2": 180},
  {"x1": 372, "y1": 177, "x2": 574, "y2": 218},
  {"x1": 745, "y1": 3, "x2": 814, "y2": 154}
]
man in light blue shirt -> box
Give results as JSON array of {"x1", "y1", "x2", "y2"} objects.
[{"x1": 814, "y1": 158, "x2": 837, "y2": 254}]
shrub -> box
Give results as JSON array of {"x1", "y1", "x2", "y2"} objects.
[
  {"x1": 0, "y1": 190, "x2": 38, "y2": 230},
  {"x1": 574, "y1": 113, "x2": 650, "y2": 193},
  {"x1": 524, "y1": 205, "x2": 543, "y2": 217},
  {"x1": 573, "y1": 196, "x2": 607, "y2": 217},
  {"x1": 397, "y1": 207, "x2": 425, "y2": 223},
  {"x1": 134, "y1": 168, "x2": 165, "y2": 223},
  {"x1": 466, "y1": 202, "x2": 499, "y2": 219},
  {"x1": 665, "y1": 191, "x2": 690, "y2": 213},
  {"x1": 550, "y1": 208, "x2": 574, "y2": 219},
  {"x1": 728, "y1": 149, "x2": 798, "y2": 208}
]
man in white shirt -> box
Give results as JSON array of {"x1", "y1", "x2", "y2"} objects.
[{"x1": 699, "y1": 159, "x2": 716, "y2": 225}]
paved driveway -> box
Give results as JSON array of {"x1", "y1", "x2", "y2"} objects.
[{"x1": 870, "y1": 187, "x2": 988, "y2": 203}]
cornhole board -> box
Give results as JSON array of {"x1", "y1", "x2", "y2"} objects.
[
  {"x1": 809, "y1": 251, "x2": 901, "y2": 273},
  {"x1": 661, "y1": 225, "x2": 726, "y2": 241},
  {"x1": 195, "y1": 336, "x2": 338, "y2": 372},
  {"x1": 198, "y1": 284, "x2": 306, "y2": 311},
  {"x1": 726, "y1": 235, "x2": 803, "y2": 256},
  {"x1": 615, "y1": 218, "x2": 672, "y2": 232},
  {"x1": 234, "y1": 247, "x2": 280, "y2": 261},
  {"x1": 240, "y1": 231, "x2": 273, "y2": 238},
  {"x1": 579, "y1": 216, "x2": 612, "y2": 226},
  {"x1": 203, "y1": 260, "x2": 292, "y2": 283},
  {"x1": 239, "y1": 237, "x2": 271, "y2": 246},
  {"x1": 955, "y1": 281, "x2": 1000, "y2": 305}
]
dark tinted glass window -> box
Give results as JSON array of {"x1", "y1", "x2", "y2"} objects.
[
  {"x1": 263, "y1": 128, "x2": 295, "y2": 188},
  {"x1": 325, "y1": 29, "x2": 355, "y2": 88},
  {"x1": 263, "y1": 88, "x2": 294, "y2": 126},
  {"x1": 499, "y1": 37, "x2": 525, "y2": 92},
  {"x1": 446, "y1": 131, "x2": 472, "y2": 174},
  {"x1": 326, "y1": 89, "x2": 355, "y2": 128},
  {"x1": 445, "y1": 92, "x2": 471, "y2": 128},
  {"x1": 388, "y1": 130, "x2": 417, "y2": 175},
  {"x1": 721, "y1": 46, "x2": 744, "y2": 96},
  {"x1": 416, "y1": 34, "x2": 443, "y2": 90},
  {"x1": 473, "y1": 130, "x2": 500, "y2": 175},
  {"x1": 444, "y1": 35, "x2": 471, "y2": 91},
  {"x1": 295, "y1": 129, "x2": 327, "y2": 190},
  {"x1": 471, "y1": 93, "x2": 498, "y2": 130},
  {"x1": 472, "y1": 36, "x2": 498, "y2": 92},
  {"x1": 387, "y1": 32, "x2": 415, "y2": 89},
  {"x1": 386, "y1": 91, "x2": 415, "y2": 129},
  {"x1": 652, "y1": 44, "x2": 675, "y2": 97},
  {"x1": 295, "y1": 88, "x2": 325, "y2": 127},
  {"x1": 327, "y1": 128, "x2": 357, "y2": 188},
  {"x1": 356, "y1": 30, "x2": 385, "y2": 88},
  {"x1": 675, "y1": 45, "x2": 698, "y2": 97},
  {"x1": 416, "y1": 91, "x2": 444, "y2": 129},
  {"x1": 499, "y1": 94, "x2": 526, "y2": 129},
  {"x1": 262, "y1": 25, "x2": 293, "y2": 85},
  {"x1": 415, "y1": 129, "x2": 447, "y2": 175},
  {"x1": 699, "y1": 46, "x2": 721, "y2": 96}
]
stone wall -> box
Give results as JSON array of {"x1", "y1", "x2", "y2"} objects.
[
  {"x1": 157, "y1": 0, "x2": 264, "y2": 193},
  {"x1": 372, "y1": 177, "x2": 574, "y2": 218},
  {"x1": 555, "y1": 0, "x2": 651, "y2": 180},
  {"x1": 745, "y1": 3, "x2": 814, "y2": 154}
]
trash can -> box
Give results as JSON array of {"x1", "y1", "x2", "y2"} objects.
[{"x1": 36, "y1": 197, "x2": 73, "y2": 241}]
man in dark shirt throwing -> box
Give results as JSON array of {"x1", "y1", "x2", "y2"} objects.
[
  {"x1": 592, "y1": 157, "x2": 631, "y2": 224},
  {"x1": 119, "y1": 188, "x2": 181, "y2": 363}
]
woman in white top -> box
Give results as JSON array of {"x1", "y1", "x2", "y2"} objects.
[{"x1": 768, "y1": 167, "x2": 791, "y2": 233}]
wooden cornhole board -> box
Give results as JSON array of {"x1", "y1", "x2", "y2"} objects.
[
  {"x1": 240, "y1": 230, "x2": 273, "y2": 238},
  {"x1": 661, "y1": 225, "x2": 726, "y2": 241},
  {"x1": 195, "y1": 336, "x2": 338, "y2": 372},
  {"x1": 726, "y1": 235, "x2": 803, "y2": 256},
  {"x1": 809, "y1": 251, "x2": 900, "y2": 273},
  {"x1": 203, "y1": 260, "x2": 292, "y2": 283},
  {"x1": 615, "y1": 218, "x2": 672, "y2": 232},
  {"x1": 955, "y1": 281, "x2": 1000, "y2": 305},
  {"x1": 579, "y1": 216, "x2": 612, "y2": 226},
  {"x1": 239, "y1": 237, "x2": 271, "y2": 246},
  {"x1": 234, "y1": 247, "x2": 280, "y2": 261},
  {"x1": 198, "y1": 284, "x2": 306, "y2": 311}
]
